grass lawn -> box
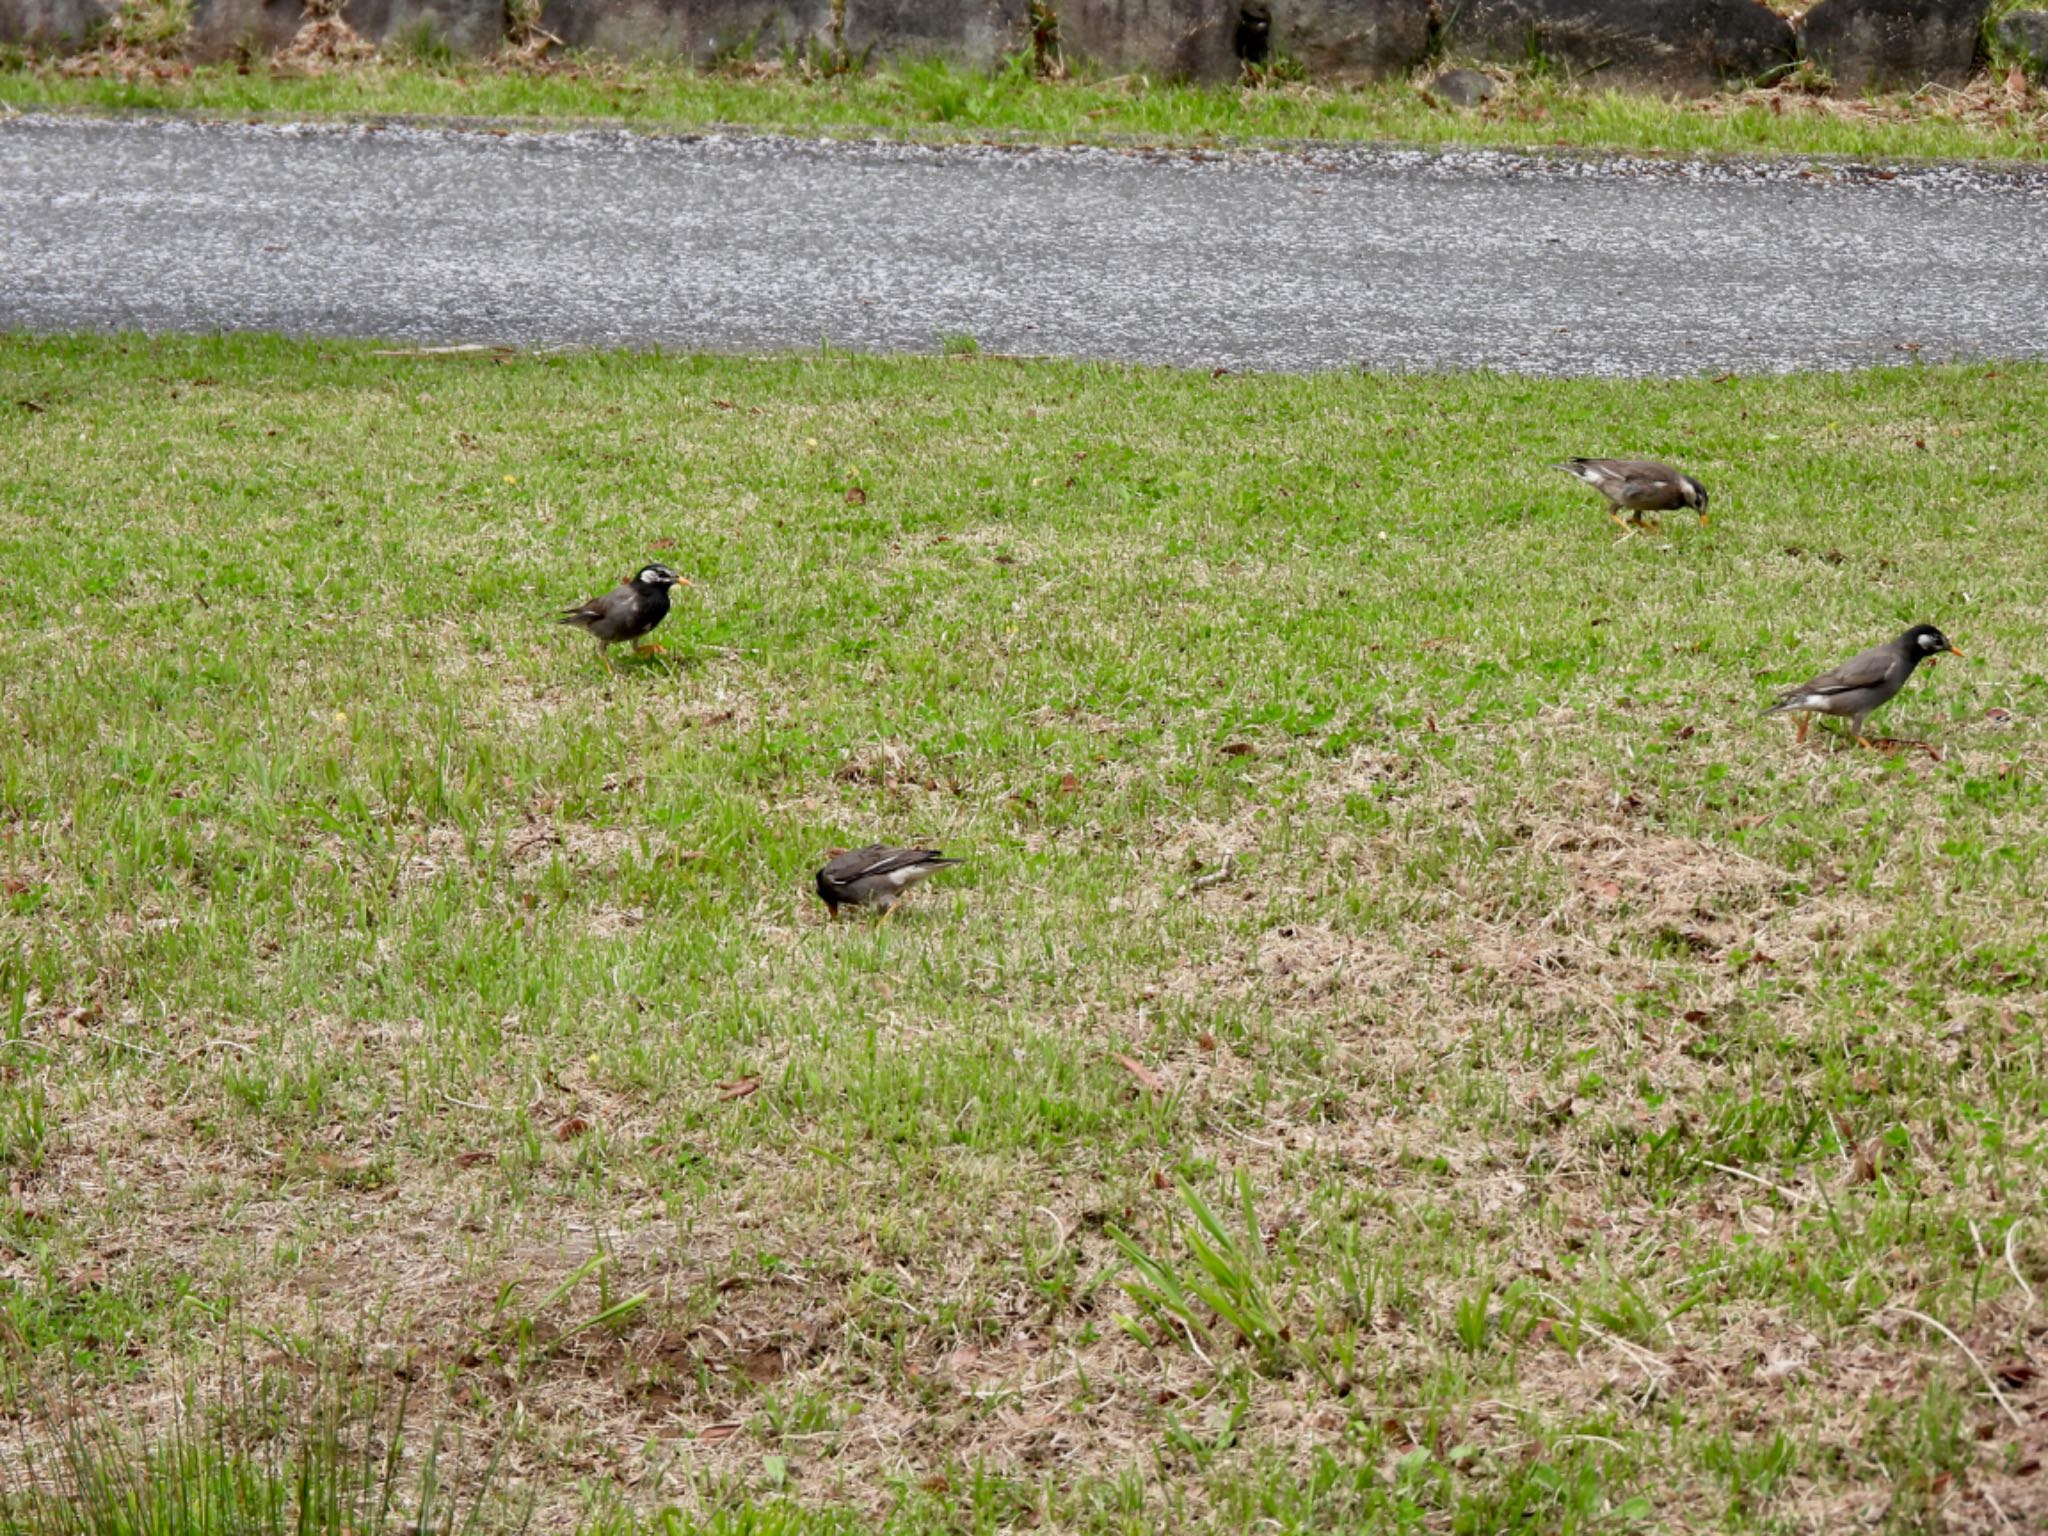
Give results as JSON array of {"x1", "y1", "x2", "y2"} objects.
[
  {"x1": 3, "y1": 52, "x2": 2047, "y2": 161},
  {"x1": 1, "y1": 333, "x2": 2046, "y2": 1531}
]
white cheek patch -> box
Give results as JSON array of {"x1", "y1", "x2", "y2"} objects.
[{"x1": 1919, "y1": 634, "x2": 1939, "y2": 650}]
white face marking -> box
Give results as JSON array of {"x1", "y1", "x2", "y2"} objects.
[{"x1": 1918, "y1": 632, "x2": 1939, "y2": 651}]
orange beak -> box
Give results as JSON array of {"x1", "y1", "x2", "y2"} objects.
[{"x1": 1946, "y1": 645, "x2": 1965, "y2": 659}]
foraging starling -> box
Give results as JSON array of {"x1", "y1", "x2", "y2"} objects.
[
  {"x1": 1763, "y1": 624, "x2": 1961, "y2": 748},
  {"x1": 557, "y1": 563, "x2": 690, "y2": 673},
  {"x1": 1553, "y1": 459, "x2": 1709, "y2": 532},
  {"x1": 815, "y1": 845, "x2": 963, "y2": 920}
]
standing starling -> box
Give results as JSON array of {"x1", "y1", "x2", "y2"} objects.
[
  {"x1": 1763, "y1": 624, "x2": 1961, "y2": 748},
  {"x1": 557, "y1": 564, "x2": 690, "y2": 673}
]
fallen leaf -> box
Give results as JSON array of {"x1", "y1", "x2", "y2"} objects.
[
  {"x1": 17, "y1": 399, "x2": 45, "y2": 413},
  {"x1": 844, "y1": 486, "x2": 867, "y2": 505},
  {"x1": 718, "y1": 1076, "x2": 761, "y2": 1102},
  {"x1": 1851, "y1": 1138, "x2": 1882, "y2": 1183},
  {"x1": 741, "y1": 1346, "x2": 787, "y2": 1383},
  {"x1": 1994, "y1": 1358, "x2": 2037, "y2": 1389},
  {"x1": 699, "y1": 1421, "x2": 743, "y2": 1443},
  {"x1": 1058, "y1": 772, "x2": 1082, "y2": 793},
  {"x1": 1220, "y1": 741, "x2": 1256, "y2": 757},
  {"x1": 1112, "y1": 1053, "x2": 1165, "y2": 1094},
  {"x1": 553, "y1": 1116, "x2": 591, "y2": 1141},
  {"x1": 452, "y1": 1150, "x2": 496, "y2": 1169}
]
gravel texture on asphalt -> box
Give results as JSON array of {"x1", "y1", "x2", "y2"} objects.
[{"x1": 3, "y1": 114, "x2": 2046, "y2": 375}]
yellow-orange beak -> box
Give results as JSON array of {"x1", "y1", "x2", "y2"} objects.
[{"x1": 1946, "y1": 645, "x2": 1965, "y2": 659}]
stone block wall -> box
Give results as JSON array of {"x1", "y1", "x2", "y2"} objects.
[{"x1": 0, "y1": 0, "x2": 2032, "y2": 97}]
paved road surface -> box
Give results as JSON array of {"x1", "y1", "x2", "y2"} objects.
[{"x1": 3, "y1": 114, "x2": 2046, "y2": 376}]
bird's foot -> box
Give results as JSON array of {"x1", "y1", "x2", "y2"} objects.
[
  {"x1": 634, "y1": 643, "x2": 667, "y2": 656},
  {"x1": 1794, "y1": 714, "x2": 1811, "y2": 745}
]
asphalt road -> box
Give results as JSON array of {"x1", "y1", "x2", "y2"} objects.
[{"x1": 3, "y1": 114, "x2": 2046, "y2": 376}]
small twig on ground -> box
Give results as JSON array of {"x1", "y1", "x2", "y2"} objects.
[
  {"x1": 1188, "y1": 853, "x2": 1236, "y2": 894},
  {"x1": 1554, "y1": 1433, "x2": 1629, "y2": 1453},
  {"x1": 1876, "y1": 1305, "x2": 2025, "y2": 1430},
  {"x1": 1537, "y1": 1291, "x2": 1667, "y2": 1386},
  {"x1": 172, "y1": 1037, "x2": 252, "y2": 1064},
  {"x1": 2005, "y1": 1218, "x2": 2036, "y2": 1312},
  {"x1": 1701, "y1": 1159, "x2": 1810, "y2": 1204}
]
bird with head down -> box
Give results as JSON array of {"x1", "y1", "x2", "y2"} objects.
[
  {"x1": 1553, "y1": 458, "x2": 1709, "y2": 535},
  {"x1": 814, "y1": 845, "x2": 964, "y2": 922}
]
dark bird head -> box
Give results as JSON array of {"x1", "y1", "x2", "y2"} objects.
[
  {"x1": 1679, "y1": 476, "x2": 1709, "y2": 524},
  {"x1": 1904, "y1": 624, "x2": 1961, "y2": 661},
  {"x1": 633, "y1": 564, "x2": 690, "y2": 590}
]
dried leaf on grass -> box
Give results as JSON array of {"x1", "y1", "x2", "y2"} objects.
[{"x1": 1112, "y1": 1052, "x2": 1165, "y2": 1094}]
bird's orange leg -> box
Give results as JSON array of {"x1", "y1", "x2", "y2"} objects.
[{"x1": 1794, "y1": 713, "x2": 1810, "y2": 745}]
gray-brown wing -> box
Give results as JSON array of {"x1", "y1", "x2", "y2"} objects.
[
  {"x1": 1785, "y1": 642, "x2": 1898, "y2": 700},
  {"x1": 560, "y1": 585, "x2": 631, "y2": 628},
  {"x1": 1595, "y1": 460, "x2": 1685, "y2": 507},
  {"x1": 822, "y1": 845, "x2": 946, "y2": 883}
]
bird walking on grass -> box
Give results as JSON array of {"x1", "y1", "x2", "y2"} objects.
[
  {"x1": 1763, "y1": 624, "x2": 1961, "y2": 749},
  {"x1": 815, "y1": 845, "x2": 963, "y2": 921},
  {"x1": 557, "y1": 564, "x2": 691, "y2": 674},
  {"x1": 1553, "y1": 458, "x2": 1709, "y2": 535}
]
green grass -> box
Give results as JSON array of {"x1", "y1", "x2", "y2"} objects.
[
  {"x1": 4, "y1": 50, "x2": 2047, "y2": 161},
  {"x1": 2, "y1": 333, "x2": 2046, "y2": 1532}
]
